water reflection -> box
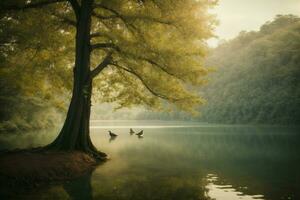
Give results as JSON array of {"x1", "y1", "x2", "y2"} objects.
[
  {"x1": 109, "y1": 136, "x2": 117, "y2": 143},
  {"x1": 64, "y1": 172, "x2": 93, "y2": 200},
  {"x1": 88, "y1": 124, "x2": 300, "y2": 200},
  {"x1": 137, "y1": 135, "x2": 144, "y2": 139},
  {"x1": 0, "y1": 121, "x2": 299, "y2": 200},
  {"x1": 206, "y1": 174, "x2": 264, "y2": 200}
]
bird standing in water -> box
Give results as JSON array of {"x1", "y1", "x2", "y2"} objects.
[
  {"x1": 136, "y1": 130, "x2": 144, "y2": 136},
  {"x1": 129, "y1": 128, "x2": 135, "y2": 135},
  {"x1": 109, "y1": 130, "x2": 117, "y2": 137}
]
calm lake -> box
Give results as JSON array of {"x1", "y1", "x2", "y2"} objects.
[{"x1": 0, "y1": 120, "x2": 299, "y2": 200}]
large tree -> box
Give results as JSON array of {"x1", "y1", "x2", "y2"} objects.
[{"x1": 0, "y1": 0, "x2": 216, "y2": 159}]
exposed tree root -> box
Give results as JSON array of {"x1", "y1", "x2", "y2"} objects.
[{"x1": 44, "y1": 142, "x2": 108, "y2": 162}]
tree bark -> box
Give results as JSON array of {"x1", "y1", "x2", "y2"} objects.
[{"x1": 47, "y1": 0, "x2": 106, "y2": 160}]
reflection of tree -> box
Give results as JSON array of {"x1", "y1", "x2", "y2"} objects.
[
  {"x1": 63, "y1": 172, "x2": 93, "y2": 200},
  {"x1": 92, "y1": 169, "x2": 212, "y2": 200}
]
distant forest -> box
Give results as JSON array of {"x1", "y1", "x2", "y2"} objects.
[{"x1": 138, "y1": 15, "x2": 300, "y2": 125}]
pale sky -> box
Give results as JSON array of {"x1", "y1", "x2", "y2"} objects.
[{"x1": 208, "y1": 0, "x2": 300, "y2": 46}]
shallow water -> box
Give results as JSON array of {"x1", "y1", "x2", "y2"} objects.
[{"x1": 1, "y1": 120, "x2": 300, "y2": 200}]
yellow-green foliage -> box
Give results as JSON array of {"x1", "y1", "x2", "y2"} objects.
[
  {"x1": 91, "y1": 0, "x2": 217, "y2": 113},
  {"x1": 0, "y1": 0, "x2": 217, "y2": 129},
  {"x1": 0, "y1": 4, "x2": 74, "y2": 130}
]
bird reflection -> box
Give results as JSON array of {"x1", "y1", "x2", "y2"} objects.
[
  {"x1": 136, "y1": 130, "x2": 144, "y2": 138},
  {"x1": 138, "y1": 135, "x2": 144, "y2": 139},
  {"x1": 109, "y1": 136, "x2": 116, "y2": 143}
]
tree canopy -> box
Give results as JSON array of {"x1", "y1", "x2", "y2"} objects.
[
  {"x1": 0, "y1": 4, "x2": 73, "y2": 130},
  {"x1": 0, "y1": 0, "x2": 217, "y2": 131}
]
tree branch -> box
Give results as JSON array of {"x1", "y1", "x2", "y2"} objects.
[
  {"x1": 92, "y1": 10, "x2": 136, "y2": 34},
  {"x1": 111, "y1": 62, "x2": 181, "y2": 101},
  {"x1": 68, "y1": 0, "x2": 80, "y2": 21},
  {"x1": 90, "y1": 43, "x2": 116, "y2": 51},
  {"x1": 0, "y1": 0, "x2": 67, "y2": 11},
  {"x1": 90, "y1": 32, "x2": 102, "y2": 38},
  {"x1": 51, "y1": 12, "x2": 76, "y2": 26},
  {"x1": 91, "y1": 40, "x2": 184, "y2": 82},
  {"x1": 93, "y1": 4, "x2": 175, "y2": 26},
  {"x1": 114, "y1": 48, "x2": 184, "y2": 82},
  {"x1": 91, "y1": 12, "x2": 118, "y2": 20},
  {"x1": 93, "y1": 4, "x2": 121, "y2": 17},
  {"x1": 90, "y1": 52, "x2": 113, "y2": 78}
]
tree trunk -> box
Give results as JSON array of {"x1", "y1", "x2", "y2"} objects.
[{"x1": 47, "y1": 0, "x2": 106, "y2": 160}]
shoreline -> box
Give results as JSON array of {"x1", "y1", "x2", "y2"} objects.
[{"x1": 0, "y1": 150, "x2": 101, "y2": 189}]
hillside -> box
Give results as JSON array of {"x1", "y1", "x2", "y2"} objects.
[
  {"x1": 200, "y1": 15, "x2": 300, "y2": 124},
  {"x1": 138, "y1": 15, "x2": 300, "y2": 125}
]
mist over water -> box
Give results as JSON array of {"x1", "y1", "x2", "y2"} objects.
[{"x1": 0, "y1": 120, "x2": 299, "y2": 200}]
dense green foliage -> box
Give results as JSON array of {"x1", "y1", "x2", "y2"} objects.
[{"x1": 139, "y1": 15, "x2": 300, "y2": 125}]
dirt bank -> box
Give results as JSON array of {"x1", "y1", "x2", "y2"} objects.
[{"x1": 0, "y1": 150, "x2": 100, "y2": 188}]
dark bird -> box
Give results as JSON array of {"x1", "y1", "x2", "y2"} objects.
[
  {"x1": 129, "y1": 128, "x2": 135, "y2": 135},
  {"x1": 109, "y1": 130, "x2": 117, "y2": 137},
  {"x1": 136, "y1": 130, "x2": 144, "y2": 136}
]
